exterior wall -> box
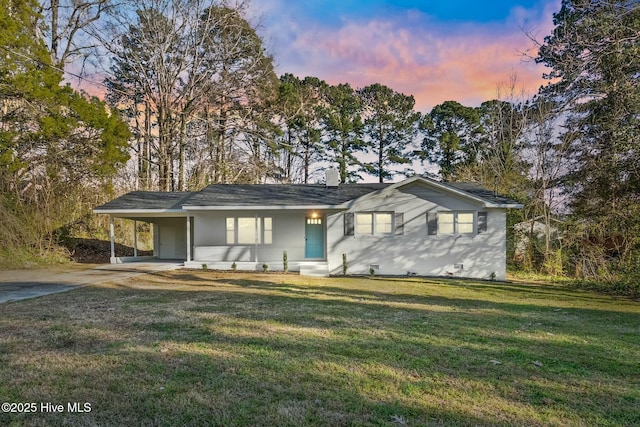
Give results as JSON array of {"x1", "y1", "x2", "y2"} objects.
[
  {"x1": 188, "y1": 182, "x2": 510, "y2": 279},
  {"x1": 192, "y1": 211, "x2": 317, "y2": 263},
  {"x1": 326, "y1": 183, "x2": 508, "y2": 280},
  {"x1": 154, "y1": 218, "x2": 188, "y2": 260}
]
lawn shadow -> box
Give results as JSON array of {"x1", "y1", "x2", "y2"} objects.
[{"x1": 3, "y1": 272, "x2": 639, "y2": 426}]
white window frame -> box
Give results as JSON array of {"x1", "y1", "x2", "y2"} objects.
[
  {"x1": 456, "y1": 212, "x2": 474, "y2": 234},
  {"x1": 374, "y1": 212, "x2": 393, "y2": 234},
  {"x1": 225, "y1": 217, "x2": 273, "y2": 245},
  {"x1": 355, "y1": 212, "x2": 394, "y2": 236},
  {"x1": 355, "y1": 213, "x2": 373, "y2": 235},
  {"x1": 438, "y1": 212, "x2": 475, "y2": 236},
  {"x1": 226, "y1": 217, "x2": 235, "y2": 244},
  {"x1": 264, "y1": 217, "x2": 273, "y2": 244}
]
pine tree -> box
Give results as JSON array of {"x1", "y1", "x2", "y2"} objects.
[{"x1": 536, "y1": 0, "x2": 640, "y2": 279}]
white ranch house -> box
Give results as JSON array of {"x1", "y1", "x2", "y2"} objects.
[{"x1": 94, "y1": 174, "x2": 522, "y2": 279}]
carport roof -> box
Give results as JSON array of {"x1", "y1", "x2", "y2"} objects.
[{"x1": 95, "y1": 191, "x2": 194, "y2": 212}]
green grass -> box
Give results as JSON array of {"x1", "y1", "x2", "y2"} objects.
[{"x1": 1, "y1": 271, "x2": 639, "y2": 426}]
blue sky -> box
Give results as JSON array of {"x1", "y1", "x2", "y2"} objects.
[
  {"x1": 253, "y1": 0, "x2": 560, "y2": 112},
  {"x1": 272, "y1": 0, "x2": 545, "y2": 24}
]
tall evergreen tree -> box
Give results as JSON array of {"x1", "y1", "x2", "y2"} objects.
[
  {"x1": 422, "y1": 100, "x2": 482, "y2": 181},
  {"x1": 320, "y1": 83, "x2": 364, "y2": 183},
  {"x1": 358, "y1": 83, "x2": 420, "y2": 183},
  {"x1": 274, "y1": 74, "x2": 325, "y2": 183},
  {"x1": 536, "y1": 0, "x2": 640, "y2": 277}
]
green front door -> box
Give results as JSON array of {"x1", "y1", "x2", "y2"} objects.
[{"x1": 305, "y1": 217, "x2": 324, "y2": 258}]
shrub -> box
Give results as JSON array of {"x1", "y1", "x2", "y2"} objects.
[{"x1": 342, "y1": 253, "x2": 348, "y2": 275}]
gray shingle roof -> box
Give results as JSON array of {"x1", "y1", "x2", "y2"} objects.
[
  {"x1": 444, "y1": 182, "x2": 522, "y2": 206},
  {"x1": 96, "y1": 191, "x2": 194, "y2": 211},
  {"x1": 94, "y1": 179, "x2": 521, "y2": 212},
  {"x1": 185, "y1": 184, "x2": 390, "y2": 206}
]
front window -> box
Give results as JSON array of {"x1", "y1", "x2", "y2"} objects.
[
  {"x1": 264, "y1": 217, "x2": 273, "y2": 244},
  {"x1": 226, "y1": 217, "x2": 272, "y2": 244},
  {"x1": 226, "y1": 218, "x2": 235, "y2": 244},
  {"x1": 356, "y1": 213, "x2": 373, "y2": 235},
  {"x1": 355, "y1": 212, "x2": 394, "y2": 235},
  {"x1": 237, "y1": 217, "x2": 259, "y2": 244}
]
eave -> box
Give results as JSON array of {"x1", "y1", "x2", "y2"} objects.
[{"x1": 182, "y1": 204, "x2": 350, "y2": 211}]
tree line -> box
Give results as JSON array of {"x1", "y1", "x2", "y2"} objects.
[{"x1": 0, "y1": 0, "x2": 638, "y2": 294}]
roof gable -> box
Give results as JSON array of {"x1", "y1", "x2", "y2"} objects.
[{"x1": 389, "y1": 176, "x2": 522, "y2": 208}]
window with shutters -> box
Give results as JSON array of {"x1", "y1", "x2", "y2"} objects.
[
  {"x1": 375, "y1": 213, "x2": 393, "y2": 234},
  {"x1": 428, "y1": 212, "x2": 481, "y2": 236},
  {"x1": 356, "y1": 213, "x2": 373, "y2": 235},
  {"x1": 345, "y1": 212, "x2": 398, "y2": 236}
]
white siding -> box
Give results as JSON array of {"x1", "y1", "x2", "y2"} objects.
[
  {"x1": 327, "y1": 183, "x2": 508, "y2": 280},
  {"x1": 192, "y1": 211, "x2": 312, "y2": 262},
  {"x1": 188, "y1": 182, "x2": 510, "y2": 279}
]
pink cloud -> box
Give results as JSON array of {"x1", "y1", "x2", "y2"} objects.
[{"x1": 267, "y1": 2, "x2": 559, "y2": 112}]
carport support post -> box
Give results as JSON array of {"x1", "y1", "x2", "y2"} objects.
[
  {"x1": 133, "y1": 220, "x2": 138, "y2": 258},
  {"x1": 109, "y1": 215, "x2": 115, "y2": 263},
  {"x1": 186, "y1": 215, "x2": 191, "y2": 262}
]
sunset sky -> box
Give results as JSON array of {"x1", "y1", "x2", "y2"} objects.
[{"x1": 253, "y1": 0, "x2": 560, "y2": 113}]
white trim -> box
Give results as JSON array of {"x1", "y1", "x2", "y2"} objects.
[{"x1": 93, "y1": 208, "x2": 185, "y2": 214}]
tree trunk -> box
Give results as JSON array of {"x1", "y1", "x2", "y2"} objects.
[
  {"x1": 178, "y1": 114, "x2": 186, "y2": 191},
  {"x1": 340, "y1": 136, "x2": 348, "y2": 183},
  {"x1": 143, "y1": 101, "x2": 151, "y2": 190},
  {"x1": 50, "y1": 0, "x2": 59, "y2": 64},
  {"x1": 378, "y1": 123, "x2": 384, "y2": 183}
]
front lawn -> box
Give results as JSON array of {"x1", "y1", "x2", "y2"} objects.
[{"x1": 1, "y1": 272, "x2": 638, "y2": 426}]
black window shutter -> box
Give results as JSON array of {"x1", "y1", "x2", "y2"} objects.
[
  {"x1": 394, "y1": 213, "x2": 404, "y2": 235},
  {"x1": 344, "y1": 212, "x2": 354, "y2": 236},
  {"x1": 478, "y1": 212, "x2": 488, "y2": 234},
  {"x1": 427, "y1": 212, "x2": 438, "y2": 235}
]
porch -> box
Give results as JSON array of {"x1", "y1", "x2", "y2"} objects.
[{"x1": 184, "y1": 260, "x2": 329, "y2": 276}]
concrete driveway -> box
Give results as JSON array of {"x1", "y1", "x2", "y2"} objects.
[{"x1": 0, "y1": 261, "x2": 183, "y2": 304}]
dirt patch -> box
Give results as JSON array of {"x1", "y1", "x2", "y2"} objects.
[{"x1": 64, "y1": 238, "x2": 153, "y2": 263}]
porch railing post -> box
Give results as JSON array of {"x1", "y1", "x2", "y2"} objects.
[
  {"x1": 133, "y1": 220, "x2": 138, "y2": 258},
  {"x1": 110, "y1": 215, "x2": 115, "y2": 263},
  {"x1": 186, "y1": 215, "x2": 191, "y2": 262}
]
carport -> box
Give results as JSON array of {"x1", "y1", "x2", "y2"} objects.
[{"x1": 93, "y1": 191, "x2": 195, "y2": 263}]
